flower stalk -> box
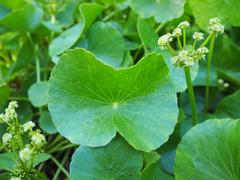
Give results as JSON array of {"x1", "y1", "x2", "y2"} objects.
[{"x1": 184, "y1": 67, "x2": 197, "y2": 125}]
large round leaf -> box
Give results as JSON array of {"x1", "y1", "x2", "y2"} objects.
[
  {"x1": 189, "y1": 0, "x2": 240, "y2": 30},
  {"x1": 131, "y1": 0, "x2": 186, "y2": 23},
  {"x1": 49, "y1": 48, "x2": 178, "y2": 152},
  {"x1": 70, "y1": 136, "x2": 143, "y2": 180},
  {"x1": 175, "y1": 118, "x2": 240, "y2": 180}
]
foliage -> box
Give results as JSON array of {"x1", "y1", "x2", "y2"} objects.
[{"x1": 0, "y1": 0, "x2": 239, "y2": 179}]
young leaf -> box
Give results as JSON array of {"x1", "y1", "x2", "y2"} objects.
[
  {"x1": 39, "y1": 111, "x2": 57, "y2": 134},
  {"x1": 0, "y1": 3, "x2": 43, "y2": 32},
  {"x1": 215, "y1": 90, "x2": 240, "y2": 119},
  {"x1": 28, "y1": 81, "x2": 49, "y2": 107},
  {"x1": 0, "y1": 152, "x2": 18, "y2": 171},
  {"x1": 49, "y1": 3, "x2": 103, "y2": 57},
  {"x1": 175, "y1": 118, "x2": 240, "y2": 180},
  {"x1": 131, "y1": 0, "x2": 186, "y2": 23},
  {"x1": 49, "y1": 48, "x2": 178, "y2": 152},
  {"x1": 70, "y1": 136, "x2": 143, "y2": 180},
  {"x1": 86, "y1": 22, "x2": 126, "y2": 68}
]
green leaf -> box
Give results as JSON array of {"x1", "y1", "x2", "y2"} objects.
[
  {"x1": 86, "y1": 22, "x2": 126, "y2": 68},
  {"x1": 0, "y1": 86, "x2": 10, "y2": 112},
  {"x1": 141, "y1": 160, "x2": 174, "y2": 180},
  {"x1": 137, "y1": 18, "x2": 198, "y2": 92},
  {"x1": 49, "y1": 3, "x2": 103, "y2": 57},
  {"x1": 0, "y1": 152, "x2": 18, "y2": 171},
  {"x1": 189, "y1": 0, "x2": 240, "y2": 30},
  {"x1": 131, "y1": 0, "x2": 186, "y2": 23},
  {"x1": 39, "y1": 111, "x2": 57, "y2": 134},
  {"x1": 0, "y1": 3, "x2": 43, "y2": 32},
  {"x1": 49, "y1": 48, "x2": 178, "y2": 152},
  {"x1": 214, "y1": 35, "x2": 240, "y2": 85},
  {"x1": 0, "y1": 0, "x2": 26, "y2": 9},
  {"x1": 33, "y1": 153, "x2": 51, "y2": 167},
  {"x1": 28, "y1": 81, "x2": 48, "y2": 107},
  {"x1": 215, "y1": 90, "x2": 240, "y2": 119},
  {"x1": 175, "y1": 118, "x2": 240, "y2": 180},
  {"x1": 13, "y1": 38, "x2": 35, "y2": 73},
  {"x1": 70, "y1": 136, "x2": 143, "y2": 180}
]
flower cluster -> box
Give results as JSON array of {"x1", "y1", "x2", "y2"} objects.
[
  {"x1": 157, "y1": 18, "x2": 224, "y2": 68},
  {"x1": 157, "y1": 33, "x2": 173, "y2": 49},
  {"x1": 0, "y1": 101, "x2": 18, "y2": 124},
  {"x1": 0, "y1": 101, "x2": 46, "y2": 179},
  {"x1": 208, "y1": 17, "x2": 224, "y2": 34},
  {"x1": 171, "y1": 47, "x2": 209, "y2": 67},
  {"x1": 193, "y1": 32, "x2": 204, "y2": 41},
  {"x1": 18, "y1": 121, "x2": 46, "y2": 162}
]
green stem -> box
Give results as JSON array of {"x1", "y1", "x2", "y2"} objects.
[
  {"x1": 8, "y1": 97, "x2": 29, "y2": 101},
  {"x1": 204, "y1": 35, "x2": 215, "y2": 112},
  {"x1": 53, "y1": 151, "x2": 70, "y2": 180},
  {"x1": 199, "y1": 34, "x2": 213, "y2": 48},
  {"x1": 184, "y1": 67, "x2": 197, "y2": 125},
  {"x1": 191, "y1": 40, "x2": 197, "y2": 51},
  {"x1": 177, "y1": 36, "x2": 183, "y2": 49},
  {"x1": 103, "y1": 9, "x2": 120, "y2": 22},
  {"x1": 51, "y1": 156, "x2": 70, "y2": 178},
  {"x1": 35, "y1": 45, "x2": 41, "y2": 83},
  {"x1": 183, "y1": 29, "x2": 186, "y2": 48},
  {"x1": 167, "y1": 43, "x2": 176, "y2": 55},
  {"x1": 155, "y1": 23, "x2": 165, "y2": 33}
]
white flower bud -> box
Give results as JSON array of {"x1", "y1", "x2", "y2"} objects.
[
  {"x1": 8, "y1": 101, "x2": 18, "y2": 109},
  {"x1": 31, "y1": 131, "x2": 46, "y2": 145},
  {"x1": 178, "y1": 21, "x2": 190, "y2": 29},
  {"x1": 23, "y1": 121, "x2": 35, "y2": 132},
  {"x1": 208, "y1": 17, "x2": 224, "y2": 34},
  {"x1": 193, "y1": 32, "x2": 204, "y2": 41},
  {"x1": 223, "y1": 82, "x2": 229, "y2": 88},
  {"x1": 157, "y1": 33, "x2": 173, "y2": 49},
  {"x1": 173, "y1": 28, "x2": 182, "y2": 37},
  {"x1": 218, "y1": 79, "x2": 224, "y2": 84},
  {"x1": 171, "y1": 50, "x2": 194, "y2": 67},
  {"x1": 19, "y1": 145, "x2": 32, "y2": 161},
  {"x1": 2, "y1": 133, "x2": 13, "y2": 144}
]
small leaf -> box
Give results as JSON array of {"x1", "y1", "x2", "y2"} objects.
[
  {"x1": 33, "y1": 153, "x2": 51, "y2": 167},
  {"x1": 215, "y1": 90, "x2": 240, "y2": 119},
  {"x1": 70, "y1": 136, "x2": 143, "y2": 180},
  {"x1": 0, "y1": 3, "x2": 43, "y2": 32},
  {"x1": 49, "y1": 48, "x2": 178, "y2": 152},
  {"x1": 0, "y1": 86, "x2": 10, "y2": 112},
  {"x1": 28, "y1": 81, "x2": 48, "y2": 107},
  {"x1": 175, "y1": 118, "x2": 240, "y2": 180},
  {"x1": 0, "y1": 152, "x2": 18, "y2": 171},
  {"x1": 131, "y1": 0, "x2": 186, "y2": 23},
  {"x1": 39, "y1": 111, "x2": 57, "y2": 134},
  {"x1": 141, "y1": 159, "x2": 174, "y2": 180},
  {"x1": 49, "y1": 3, "x2": 103, "y2": 57}
]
